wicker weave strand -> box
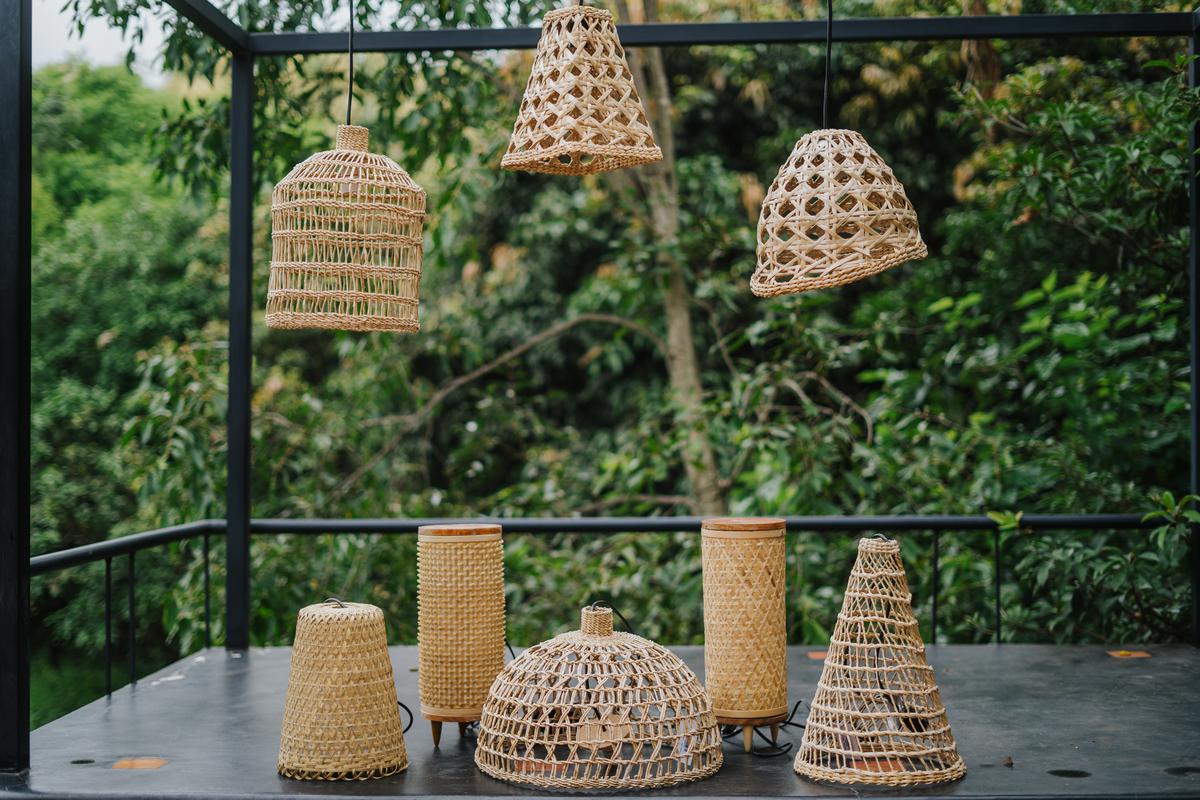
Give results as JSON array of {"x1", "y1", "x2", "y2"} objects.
[
  {"x1": 752, "y1": 129, "x2": 926, "y2": 297},
  {"x1": 267, "y1": 124, "x2": 426, "y2": 332},
  {"x1": 278, "y1": 601, "x2": 409, "y2": 780},
  {"x1": 794, "y1": 538, "x2": 965, "y2": 787},
  {"x1": 474, "y1": 605, "x2": 723, "y2": 790},
  {"x1": 502, "y1": 6, "x2": 662, "y2": 175}
]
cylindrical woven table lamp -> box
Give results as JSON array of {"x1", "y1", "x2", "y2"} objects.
[
  {"x1": 417, "y1": 523, "x2": 506, "y2": 747},
  {"x1": 701, "y1": 517, "x2": 788, "y2": 751},
  {"x1": 475, "y1": 605, "x2": 723, "y2": 791},
  {"x1": 277, "y1": 599, "x2": 408, "y2": 780},
  {"x1": 795, "y1": 537, "x2": 965, "y2": 787}
]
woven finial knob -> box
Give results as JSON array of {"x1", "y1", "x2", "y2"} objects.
[
  {"x1": 336, "y1": 124, "x2": 369, "y2": 151},
  {"x1": 581, "y1": 605, "x2": 613, "y2": 636}
]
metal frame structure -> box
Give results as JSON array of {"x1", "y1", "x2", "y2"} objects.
[{"x1": 1, "y1": 0, "x2": 1198, "y2": 775}]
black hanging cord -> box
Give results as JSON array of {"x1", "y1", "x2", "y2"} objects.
[
  {"x1": 397, "y1": 700, "x2": 414, "y2": 733},
  {"x1": 822, "y1": 0, "x2": 833, "y2": 129},
  {"x1": 589, "y1": 601, "x2": 636, "y2": 636},
  {"x1": 505, "y1": 638, "x2": 517, "y2": 661},
  {"x1": 345, "y1": 0, "x2": 355, "y2": 126},
  {"x1": 323, "y1": 596, "x2": 347, "y2": 607}
]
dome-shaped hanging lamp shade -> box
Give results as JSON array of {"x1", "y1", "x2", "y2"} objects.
[
  {"x1": 752, "y1": 129, "x2": 926, "y2": 297},
  {"x1": 474, "y1": 605, "x2": 723, "y2": 791},
  {"x1": 267, "y1": 124, "x2": 426, "y2": 332},
  {"x1": 502, "y1": 5, "x2": 662, "y2": 175}
]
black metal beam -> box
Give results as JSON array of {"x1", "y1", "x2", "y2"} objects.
[
  {"x1": 162, "y1": 0, "x2": 250, "y2": 53},
  {"x1": 0, "y1": 0, "x2": 31, "y2": 772},
  {"x1": 28, "y1": 521, "x2": 224, "y2": 576},
  {"x1": 249, "y1": 13, "x2": 1190, "y2": 55},
  {"x1": 225, "y1": 52, "x2": 253, "y2": 651}
]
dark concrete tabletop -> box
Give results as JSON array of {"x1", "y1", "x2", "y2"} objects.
[{"x1": 2, "y1": 645, "x2": 1198, "y2": 799}]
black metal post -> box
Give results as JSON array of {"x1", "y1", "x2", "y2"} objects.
[
  {"x1": 0, "y1": 0, "x2": 31, "y2": 772},
  {"x1": 104, "y1": 557, "x2": 112, "y2": 696},
  {"x1": 127, "y1": 552, "x2": 135, "y2": 685},
  {"x1": 226, "y1": 51, "x2": 254, "y2": 650},
  {"x1": 1190, "y1": 18, "x2": 1200, "y2": 646}
]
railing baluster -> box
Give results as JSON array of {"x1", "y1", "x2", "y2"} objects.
[
  {"x1": 127, "y1": 551, "x2": 136, "y2": 686},
  {"x1": 931, "y1": 531, "x2": 940, "y2": 645},
  {"x1": 104, "y1": 557, "x2": 112, "y2": 696},
  {"x1": 993, "y1": 528, "x2": 1001, "y2": 643},
  {"x1": 203, "y1": 531, "x2": 211, "y2": 649}
]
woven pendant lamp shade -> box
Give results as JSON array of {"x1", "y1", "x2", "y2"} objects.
[
  {"x1": 474, "y1": 605, "x2": 723, "y2": 790},
  {"x1": 795, "y1": 537, "x2": 965, "y2": 787},
  {"x1": 752, "y1": 129, "x2": 926, "y2": 297},
  {"x1": 417, "y1": 523, "x2": 506, "y2": 746},
  {"x1": 502, "y1": 5, "x2": 662, "y2": 175},
  {"x1": 701, "y1": 517, "x2": 788, "y2": 752},
  {"x1": 267, "y1": 124, "x2": 426, "y2": 332},
  {"x1": 277, "y1": 600, "x2": 409, "y2": 780}
]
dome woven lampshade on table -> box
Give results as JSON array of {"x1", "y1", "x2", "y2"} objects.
[
  {"x1": 277, "y1": 600, "x2": 409, "y2": 780},
  {"x1": 267, "y1": 124, "x2": 426, "y2": 332},
  {"x1": 417, "y1": 523, "x2": 506, "y2": 747},
  {"x1": 752, "y1": 129, "x2": 926, "y2": 297},
  {"x1": 502, "y1": 5, "x2": 662, "y2": 175},
  {"x1": 795, "y1": 537, "x2": 965, "y2": 787},
  {"x1": 701, "y1": 517, "x2": 788, "y2": 752},
  {"x1": 474, "y1": 605, "x2": 723, "y2": 791}
]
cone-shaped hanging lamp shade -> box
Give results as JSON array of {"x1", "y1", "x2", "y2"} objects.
[
  {"x1": 474, "y1": 605, "x2": 723, "y2": 791},
  {"x1": 267, "y1": 124, "x2": 426, "y2": 332},
  {"x1": 794, "y1": 537, "x2": 965, "y2": 787},
  {"x1": 502, "y1": 5, "x2": 662, "y2": 175},
  {"x1": 752, "y1": 129, "x2": 925, "y2": 297}
]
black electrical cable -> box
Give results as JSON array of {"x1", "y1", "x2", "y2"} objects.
[
  {"x1": 588, "y1": 600, "x2": 635, "y2": 636},
  {"x1": 505, "y1": 638, "x2": 517, "y2": 661},
  {"x1": 397, "y1": 700, "x2": 414, "y2": 733},
  {"x1": 822, "y1": 0, "x2": 833, "y2": 129},
  {"x1": 345, "y1": 0, "x2": 355, "y2": 126}
]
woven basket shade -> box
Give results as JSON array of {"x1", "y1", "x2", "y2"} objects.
[
  {"x1": 417, "y1": 523, "x2": 506, "y2": 746},
  {"x1": 501, "y1": 6, "x2": 662, "y2": 175},
  {"x1": 794, "y1": 537, "x2": 965, "y2": 787},
  {"x1": 277, "y1": 600, "x2": 409, "y2": 780},
  {"x1": 701, "y1": 517, "x2": 788, "y2": 751},
  {"x1": 752, "y1": 129, "x2": 926, "y2": 297},
  {"x1": 474, "y1": 605, "x2": 723, "y2": 791},
  {"x1": 267, "y1": 124, "x2": 426, "y2": 332}
]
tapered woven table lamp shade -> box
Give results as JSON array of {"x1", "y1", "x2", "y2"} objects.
[
  {"x1": 278, "y1": 600, "x2": 408, "y2": 780},
  {"x1": 267, "y1": 124, "x2": 426, "y2": 332},
  {"x1": 701, "y1": 517, "x2": 788, "y2": 752},
  {"x1": 475, "y1": 605, "x2": 723, "y2": 790},
  {"x1": 795, "y1": 537, "x2": 965, "y2": 787},
  {"x1": 502, "y1": 5, "x2": 662, "y2": 175},
  {"x1": 752, "y1": 129, "x2": 926, "y2": 297},
  {"x1": 417, "y1": 523, "x2": 506, "y2": 747}
]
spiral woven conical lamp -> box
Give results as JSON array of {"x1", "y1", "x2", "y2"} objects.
[{"x1": 474, "y1": 605, "x2": 723, "y2": 790}]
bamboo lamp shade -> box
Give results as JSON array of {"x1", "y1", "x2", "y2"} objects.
[
  {"x1": 417, "y1": 523, "x2": 506, "y2": 744},
  {"x1": 794, "y1": 537, "x2": 965, "y2": 787},
  {"x1": 474, "y1": 605, "x2": 724, "y2": 791},
  {"x1": 701, "y1": 517, "x2": 788, "y2": 749},
  {"x1": 502, "y1": 5, "x2": 662, "y2": 175},
  {"x1": 267, "y1": 124, "x2": 426, "y2": 332},
  {"x1": 752, "y1": 129, "x2": 926, "y2": 297},
  {"x1": 277, "y1": 600, "x2": 409, "y2": 780}
]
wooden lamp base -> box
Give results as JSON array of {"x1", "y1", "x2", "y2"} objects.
[
  {"x1": 426, "y1": 714, "x2": 480, "y2": 748},
  {"x1": 717, "y1": 713, "x2": 788, "y2": 753}
]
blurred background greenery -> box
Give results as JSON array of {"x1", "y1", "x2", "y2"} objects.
[{"x1": 28, "y1": 0, "x2": 1197, "y2": 726}]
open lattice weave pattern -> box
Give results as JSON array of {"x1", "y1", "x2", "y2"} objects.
[
  {"x1": 701, "y1": 518, "x2": 788, "y2": 722},
  {"x1": 502, "y1": 5, "x2": 662, "y2": 175},
  {"x1": 278, "y1": 601, "x2": 409, "y2": 780},
  {"x1": 475, "y1": 606, "x2": 723, "y2": 790},
  {"x1": 795, "y1": 537, "x2": 965, "y2": 787},
  {"x1": 267, "y1": 124, "x2": 426, "y2": 332},
  {"x1": 752, "y1": 129, "x2": 926, "y2": 297},
  {"x1": 417, "y1": 524, "x2": 506, "y2": 719}
]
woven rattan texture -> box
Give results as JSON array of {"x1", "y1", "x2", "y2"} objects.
[
  {"x1": 502, "y1": 6, "x2": 662, "y2": 175},
  {"x1": 475, "y1": 606, "x2": 723, "y2": 790},
  {"x1": 795, "y1": 538, "x2": 965, "y2": 787},
  {"x1": 417, "y1": 527, "x2": 506, "y2": 718},
  {"x1": 267, "y1": 124, "x2": 426, "y2": 332},
  {"x1": 701, "y1": 520, "x2": 788, "y2": 721},
  {"x1": 277, "y1": 601, "x2": 409, "y2": 780},
  {"x1": 753, "y1": 129, "x2": 926, "y2": 297}
]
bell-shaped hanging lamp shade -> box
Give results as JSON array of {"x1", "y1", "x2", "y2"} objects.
[
  {"x1": 794, "y1": 537, "x2": 965, "y2": 787},
  {"x1": 474, "y1": 605, "x2": 723, "y2": 791},
  {"x1": 502, "y1": 5, "x2": 662, "y2": 175},
  {"x1": 752, "y1": 129, "x2": 926, "y2": 297},
  {"x1": 267, "y1": 124, "x2": 426, "y2": 332}
]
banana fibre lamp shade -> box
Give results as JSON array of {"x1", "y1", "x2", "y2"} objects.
[
  {"x1": 502, "y1": 5, "x2": 662, "y2": 175},
  {"x1": 474, "y1": 605, "x2": 724, "y2": 791},
  {"x1": 701, "y1": 517, "x2": 788, "y2": 752},
  {"x1": 795, "y1": 537, "x2": 965, "y2": 787},
  {"x1": 277, "y1": 600, "x2": 409, "y2": 780},
  {"x1": 752, "y1": 129, "x2": 926, "y2": 297},
  {"x1": 267, "y1": 124, "x2": 426, "y2": 332},
  {"x1": 417, "y1": 523, "x2": 506, "y2": 747}
]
